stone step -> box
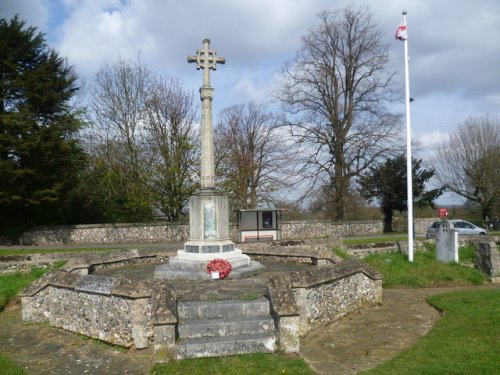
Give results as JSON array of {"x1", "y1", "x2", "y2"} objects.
[
  {"x1": 229, "y1": 261, "x2": 266, "y2": 278},
  {"x1": 176, "y1": 332, "x2": 276, "y2": 359},
  {"x1": 167, "y1": 255, "x2": 252, "y2": 271},
  {"x1": 154, "y1": 267, "x2": 211, "y2": 281},
  {"x1": 154, "y1": 260, "x2": 265, "y2": 281},
  {"x1": 178, "y1": 315, "x2": 275, "y2": 339},
  {"x1": 177, "y1": 298, "x2": 270, "y2": 321}
]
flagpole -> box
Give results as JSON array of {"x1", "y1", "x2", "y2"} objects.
[{"x1": 402, "y1": 10, "x2": 414, "y2": 262}]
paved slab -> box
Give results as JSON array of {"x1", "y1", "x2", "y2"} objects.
[{"x1": 0, "y1": 304, "x2": 153, "y2": 374}]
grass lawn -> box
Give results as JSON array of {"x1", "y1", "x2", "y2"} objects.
[
  {"x1": 0, "y1": 246, "x2": 135, "y2": 256},
  {"x1": 362, "y1": 245, "x2": 488, "y2": 288},
  {"x1": 364, "y1": 288, "x2": 500, "y2": 375},
  {"x1": 150, "y1": 353, "x2": 315, "y2": 375},
  {"x1": 0, "y1": 355, "x2": 27, "y2": 375},
  {"x1": 0, "y1": 266, "x2": 59, "y2": 311}
]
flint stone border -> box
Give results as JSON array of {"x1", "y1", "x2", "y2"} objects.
[
  {"x1": 21, "y1": 261, "x2": 177, "y2": 350},
  {"x1": 240, "y1": 239, "x2": 343, "y2": 266},
  {"x1": 20, "y1": 244, "x2": 382, "y2": 358}
]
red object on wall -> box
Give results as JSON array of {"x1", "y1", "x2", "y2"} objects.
[{"x1": 438, "y1": 208, "x2": 448, "y2": 218}]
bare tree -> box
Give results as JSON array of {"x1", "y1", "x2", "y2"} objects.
[
  {"x1": 87, "y1": 56, "x2": 153, "y2": 221},
  {"x1": 86, "y1": 57, "x2": 198, "y2": 222},
  {"x1": 433, "y1": 115, "x2": 500, "y2": 219},
  {"x1": 277, "y1": 6, "x2": 402, "y2": 221},
  {"x1": 144, "y1": 77, "x2": 198, "y2": 221},
  {"x1": 90, "y1": 56, "x2": 151, "y2": 177},
  {"x1": 215, "y1": 102, "x2": 290, "y2": 209}
]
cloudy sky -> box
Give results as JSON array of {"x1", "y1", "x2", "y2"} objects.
[{"x1": 2, "y1": 0, "x2": 500, "y2": 204}]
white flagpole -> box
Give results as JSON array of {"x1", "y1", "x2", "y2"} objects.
[{"x1": 402, "y1": 10, "x2": 414, "y2": 262}]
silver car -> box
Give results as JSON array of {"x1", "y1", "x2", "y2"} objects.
[{"x1": 426, "y1": 219, "x2": 487, "y2": 238}]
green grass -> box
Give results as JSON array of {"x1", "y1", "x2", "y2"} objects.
[
  {"x1": 333, "y1": 246, "x2": 349, "y2": 259},
  {"x1": 458, "y1": 243, "x2": 477, "y2": 264},
  {"x1": 0, "y1": 355, "x2": 28, "y2": 375},
  {"x1": 0, "y1": 262, "x2": 64, "y2": 311},
  {"x1": 0, "y1": 247, "x2": 133, "y2": 256},
  {"x1": 364, "y1": 288, "x2": 500, "y2": 375},
  {"x1": 150, "y1": 353, "x2": 314, "y2": 375},
  {"x1": 363, "y1": 247, "x2": 487, "y2": 288}
]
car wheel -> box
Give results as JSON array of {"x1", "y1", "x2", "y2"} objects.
[{"x1": 479, "y1": 232, "x2": 486, "y2": 236}]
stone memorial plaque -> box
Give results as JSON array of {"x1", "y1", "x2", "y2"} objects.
[
  {"x1": 203, "y1": 200, "x2": 217, "y2": 240},
  {"x1": 201, "y1": 245, "x2": 219, "y2": 253},
  {"x1": 75, "y1": 275, "x2": 117, "y2": 295},
  {"x1": 186, "y1": 245, "x2": 199, "y2": 253},
  {"x1": 223, "y1": 244, "x2": 234, "y2": 252}
]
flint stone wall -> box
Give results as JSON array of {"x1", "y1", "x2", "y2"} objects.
[
  {"x1": 21, "y1": 222, "x2": 189, "y2": 245},
  {"x1": 20, "y1": 271, "x2": 166, "y2": 349},
  {"x1": 393, "y1": 217, "x2": 436, "y2": 235},
  {"x1": 20, "y1": 220, "x2": 385, "y2": 246},
  {"x1": 15, "y1": 217, "x2": 448, "y2": 246},
  {"x1": 280, "y1": 220, "x2": 382, "y2": 239},
  {"x1": 49, "y1": 288, "x2": 152, "y2": 348},
  {"x1": 265, "y1": 258, "x2": 382, "y2": 339},
  {"x1": 290, "y1": 260, "x2": 382, "y2": 336},
  {"x1": 293, "y1": 273, "x2": 379, "y2": 336},
  {"x1": 21, "y1": 252, "x2": 177, "y2": 351},
  {"x1": 21, "y1": 247, "x2": 382, "y2": 356}
]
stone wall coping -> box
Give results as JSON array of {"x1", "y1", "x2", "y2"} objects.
[
  {"x1": 289, "y1": 259, "x2": 382, "y2": 288},
  {"x1": 27, "y1": 221, "x2": 187, "y2": 231},
  {"x1": 111, "y1": 278, "x2": 155, "y2": 299},
  {"x1": 266, "y1": 273, "x2": 299, "y2": 316},
  {"x1": 26, "y1": 219, "x2": 382, "y2": 230},
  {"x1": 240, "y1": 240, "x2": 342, "y2": 264},
  {"x1": 152, "y1": 280, "x2": 177, "y2": 324},
  {"x1": 20, "y1": 268, "x2": 168, "y2": 300},
  {"x1": 281, "y1": 219, "x2": 382, "y2": 225},
  {"x1": 0, "y1": 248, "x2": 173, "y2": 267},
  {"x1": 21, "y1": 270, "x2": 81, "y2": 296},
  {"x1": 60, "y1": 249, "x2": 170, "y2": 273}
]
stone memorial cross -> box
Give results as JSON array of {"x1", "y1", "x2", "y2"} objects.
[
  {"x1": 188, "y1": 38, "x2": 225, "y2": 190},
  {"x1": 154, "y1": 38, "x2": 253, "y2": 279}
]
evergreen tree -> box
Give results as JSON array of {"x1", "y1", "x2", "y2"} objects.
[
  {"x1": 359, "y1": 155, "x2": 443, "y2": 233},
  {"x1": 0, "y1": 16, "x2": 85, "y2": 238}
]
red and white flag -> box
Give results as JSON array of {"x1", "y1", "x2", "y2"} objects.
[{"x1": 395, "y1": 19, "x2": 407, "y2": 40}]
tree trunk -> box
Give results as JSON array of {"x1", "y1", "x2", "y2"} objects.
[
  {"x1": 333, "y1": 144, "x2": 347, "y2": 221},
  {"x1": 383, "y1": 208, "x2": 394, "y2": 233}
]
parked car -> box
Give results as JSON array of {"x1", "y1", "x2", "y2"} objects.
[{"x1": 426, "y1": 220, "x2": 487, "y2": 238}]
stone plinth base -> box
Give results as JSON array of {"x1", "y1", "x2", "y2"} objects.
[
  {"x1": 182, "y1": 239, "x2": 236, "y2": 257},
  {"x1": 154, "y1": 249, "x2": 265, "y2": 281}
]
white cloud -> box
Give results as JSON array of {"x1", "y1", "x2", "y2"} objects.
[
  {"x1": 417, "y1": 131, "x2": 449, "y2": 148},
  {"x1": 3, "y1": 0, "x2": 500, "y2": 149}
]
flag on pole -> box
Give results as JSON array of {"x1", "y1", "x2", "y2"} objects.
[
  {"x1": 395, "y1": 18, "x2": 407, "y2": 40},
  {"x1": 395, "y1": 10, "x2": 414, "y2": 262}
]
